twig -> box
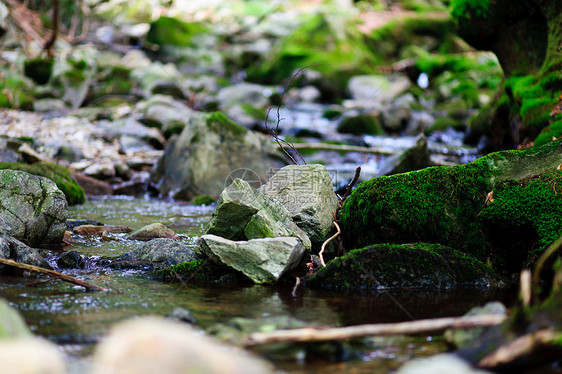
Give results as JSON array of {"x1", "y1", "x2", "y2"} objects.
[
  {"x1": 340, "y1": 166, "x2": 362, "y2": 206},
  {"x1": 244, "y1": 314, "x2": 506, "y2": 346},
  {"x1": 43, "y1": 0, "x2": 59, "y2": 58},
  {"x1": 291, "y1": 276, "x2": 301, "y2": 297},
  {"x1": 0, "y1": 258, "x2": 109, "y2": 292},
  {"x1": 479, "y1": 329, "x2": 559, "y2": 369},
  {"x1": 292, "y1": 143, "x2": 395, "y2": 155},
  {"x1": 319, "y1": 221, "x2": 341, "y2": 267}
]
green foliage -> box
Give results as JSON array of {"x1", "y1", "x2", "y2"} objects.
[
  {"x1": 0, "y1": 162, "x2": 85, "y2": 205},
  {"x1": 450, "y1": 0, "x2": 491, "y2": 21},
  {"x1": 191, "y1": 195, "x2": 216, "y2": 206},
  {"x1": 206, "y1": 112, "x2": 247, "y2": 139},
  {"x1": 0, "y1": 68, "x2": 35, "y2": 110},
  {"x1": 146, "y1": 17, "x2": 206, "y2": 47},
  {"x1": 535, "y1": 120, "x2": 562, "y2": 147},
  {"x1": 337, "y1": 114, "x2": 383, "y2": 135},
  {"x1": 425, "y1": 116, "x2": 464, "y2": 134}
]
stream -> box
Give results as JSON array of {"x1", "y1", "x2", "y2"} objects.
[{"x1": 0, "y1": 196, "x2": 517, "y2": 373}]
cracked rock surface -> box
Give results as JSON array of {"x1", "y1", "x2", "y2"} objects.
[{"x1": 0, "y1": 170, "x2": 67, "y2": 247}]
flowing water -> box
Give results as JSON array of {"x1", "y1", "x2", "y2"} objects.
[{"x1": 0, "y1": 196, "x2": 517, "y2": 373}]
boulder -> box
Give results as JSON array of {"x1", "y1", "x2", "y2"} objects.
[
  {"x1": 260, "y1": 165, "x2": 339, "y2": 249},
  {"x1": 379, "y1": 134, "x2": 431, "y2": 176},
  {"x1": 0, "y1": 170, "x2": 67, "y2": 246},
  {"x1": 337, "y1": 114, "x2": 383, "y2": 135},
  {"x1": 57, "y1": 250, "x2": 86, "y2": 269},
  {"x1": 199, "y1": 235, "x2": 306, "y2": 284},
  {"x1": 139, "y1": 94, "x2": 195, "y2": 137},
  {"x1": 128, "y1": 223, "x2": 177, "y2": 240},
  {"x1": 203, "y1": 179, "x2": 310, "y2": 249},
  {"x1": 0, "y1": 235, "x2": 52, "y2": 271},
  {"x1": 340, "y1": 140, "x2": 562, "y2": 273},
  {"x1": 91, "y1": 317, "x2": 273, "y2": 374},
  {"x1": 305, "y1": 243, "x2": 498, "y2": 291},
  {"x1": 0, "y1": 338, "x2": 67, "y2": 374},
  {"x1": 216, "y1": 83, "x2": 270, "y2": 126},
  {"x1": 117, "y1": 238, "x2": 200, "y2": 269},
  {"x1": 347, "y1": 75, "x2": 411, "y2": 105},
  {"x1": 150, "y1": 112, "x2": 286, "y2": 200}
]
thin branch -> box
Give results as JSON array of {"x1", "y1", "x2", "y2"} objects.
[
  {"x1": 0, "y1": 258, "x2": 109, "y2": 292},
  {"x1": 43, "y1": 0, "x2": 59, "y2": 58},
  {"x1": 292, "y1": 143, "x2": 395, "y2": 156},
  {"x1": 243, "y1": 314, "x2": 506, "y2": 347},
  {"x1": 340, "y1": 166, "x2": 362, "y2": 205},
  {"x1": 319, "y1": 221, "x2": 341, "y2": 267}
]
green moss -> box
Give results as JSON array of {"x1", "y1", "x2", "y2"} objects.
[
  {"x1": 322, "y1": 108, "x2": 342, "y2": 120},
  {"x1": 191, "y1": 195, "x2": 216, "y2": 206},
  {"x1": 535, "y1": 120, "x2": 562, "y2": 147},
  {"x1": 206, "y1": 112, "x2": 247, "y2": 139},
  {"x1": 520, "y1": 97, "x2": 559, "y2": 135},
  {"x1": 426, "y1": 116, "x2": 464, "y2": 134},
  {"x1": 0, "y1": 162, "x2": 85, "y2": 205},
  {"x1": 339, "y1": 140, "x2": 562, "y2": 272},
  {"x1": 450, "y1": 0, "x2": 491, "y2": 21},
  {"x1": 306, "y1": 242, "x2": 497, "y2": 291},
  {"x1": 146, "y1": 16, "x2": 206, "y2": 47},
  {"x1": 0, "y1": 68, "x2": 35, "y2": 110},
  {"x1": 23, "y1": 57, "x2": 53, "y2": 85},
  {"x1": 240, "y1": 104, "x2": 266, "y2": 121},
  {"x1": 337, "y1": 114, "x2": 382, "y2": 135}
]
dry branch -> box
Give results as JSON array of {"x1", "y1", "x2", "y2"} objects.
[
  {"x1": 244, "y1": 314, "x2": 506, "y2": 346},
  {"x1": 319, "y1": 221, "x2": 341, "y2": 267},
  {"x1": 291, "y1": 143, "x2": 395, "y2": 155},
  {"x1": 0, "y1": 258, "x2": 109, "y2": 292}
]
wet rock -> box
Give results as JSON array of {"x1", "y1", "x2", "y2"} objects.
[
  {"x1": 128, "y1": 223, "x2": 177, "y2": 240},
  {"x1": 305, "y1": 243, "x2": 498, "y2": 291},
  {"x1": 0, "y1": 298, "x2": 31, "y2": 339},
  {"x1": 398, "y1": 354, "x2": 491, "y2": 374},
  {"x1": 150, "y1": 111, "x2": 286, "y2": 200},
  {"x1": 166, "y1": 307, "x2": 197, "y2": 325},
  {"x1": 216, "y1": 83, "x2": 270, "y2": 126},
  {"x1": 118, "y1": 238, "x2": 200, "y2": 269},
  {"x1": 58, "y1": 250, "x2": 86, "y2": 269},
  {"x1": 138, "y1": 95, "x2": 195, "y2": 137},
  {"x1": 379, "y1": 134, "x2": 431, "y2": 176},
  {"x1": 199, "y1": 234, "x2": 306, "y2": 284},
  {"x1": 71, "y1": 172, "x2": 113, "y2": 196},
  {"x1": 0, "y1": 235, "x2": 51, "y2": 271},
  {"x1": 0, "y1": 170, "x2": 67, "y2": 247},
  {"x1": 73, "y1": 225, "x2": 132, "y2": 236},
  {"x1": 109, "y1": 117, "x2": 166, "y2": 150},
  {"x1": 347, "y1": 75, "x2": 411, "y2": 105},
  {"x1": 260, "y1": 165, "x2": 338, "y2": 250},
  {"x1": 380, "y1": 93, "x2": 417, "y2": 132},
  {"x1": 82, "y1": 161, "x2": 116, "y2": 180},
  {"x1": 65, "y1": 219, "x2": 103, "y2": 230},
  {"x1": 0, "y1": 338, "x2": 67, "y2": 374},
  {"x1": 204, "y1": 179, "x2": 310, "y2": 249},
  {"x1": 91, "y1": 317, "x2": 273, "y2": 374}
]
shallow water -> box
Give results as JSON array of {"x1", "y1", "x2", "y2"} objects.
[{"x1": 0, "y1": 197, "x2": 517, "y2": 373}]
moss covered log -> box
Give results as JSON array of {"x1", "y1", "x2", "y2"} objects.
[{"x1": 339, "y1": 140, "x2": 562, "y2": 273}]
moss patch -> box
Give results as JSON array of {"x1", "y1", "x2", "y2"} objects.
[
  {"x1": 0, "y1": 162, "x2": 85, "y2": 205},
  {"x1": 0, "y1": 68, "x2": 35, "y2": 110},
  {"x1": 305, "y1": 243, "x2": 497, "y2": 291},
  {"x1": 146, "y1": 16, "x2": 206, "y2": 47},
  {"x1": 337, "y1": 114, "x2": 383, "y2": 135}
]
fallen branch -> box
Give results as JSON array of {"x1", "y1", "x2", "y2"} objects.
[
  {"x1": 0, "y1": 258, "x2": 109, "y2": 292},
  {"x1": 319, "y1": 221, "x2": 341, "y2": 267},
  {"x1": 291, "y1": 143, "x2": 395, "y2": 155},
  {"x1": 479, "y1": 328, "x2": 560, "y2": 369},
  {"x1": 244, "y1": 314, "x2": 506, "y2": 346}
]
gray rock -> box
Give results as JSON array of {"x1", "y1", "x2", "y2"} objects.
[
  {"x1": 128, "y1": 223, "x2": 176, "y2": 240},
  {"x1": 58, "y1": 250, "x2": 85, "y2": 269},
  {"x1": 379, "y1": 134, "x2": 431, "y2": 176},
  {"x1": 0, "y1": 170, "x2": 67, "y2": 246},
  {"x1": 150, "y1": 111, "x2": 286, "y2": 200},
  {"x1": 118, "y1": 238, "x2": 199, "y2": 268},
  {"x1": 397, "y1": 354, "x2": 492, "y2": 374},
  {"x1": 32, "y1": 98, "x2": 68, "y2": 113},
  {"x1": 166, "y1": 307, "x2": 197, "y2": 325},
  {"x1": 347, "y1": 74, "x2": 411, "y2": 104},
  {"x1": 260, "y1": 165, "x2": 338, "y2": 249},
  {"x1": 91, "y1": 317, "x2": 273, "y2": 374},
  {"x1": 380, "y1": 93, "x2": 417, "y2": 132},
  {"x1": 0, "y1": 235, "x2": 51, "y2": 272},
  {"x1": 204, "y1": 179, "x2": 310, "y2": 249},
  {"x1": 139, "y1": 95, "x2": 195, "y2": 137},
  {"x1": 0, "y1": 298, "x2": 31, "y2": 339},
  {"x1": 199, "y1": 234, "x2": 306, "y2": 284},
  {"x1": 105, "y1": 117, "x2": 166, "y2": 150},
  {"x1": 217, "y1": 83, "x2": 270, "y2": 127},
  {"x1": 82, "y1": 161, "x2": 116, "y2": 180}
]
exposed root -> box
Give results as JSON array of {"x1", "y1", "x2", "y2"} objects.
[{"x1": 319, "y1": 220, "x2": 341, "y2": 267}]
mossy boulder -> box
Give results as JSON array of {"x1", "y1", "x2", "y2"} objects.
[
  {"x1": 0, "y1": 162, "x2": 85, "y2": 205},
  {"x1": 339, "y1": 140, "x2": 562, "y2": 273},
  {"x1": 305, "y1": 243, "x2": 498, "y2": 291},
  {"x1": 337, "y1": 114, "x2": 383, "y2": 135},
  {"x1": 0, "y1": 68, "x2": 35, "y2": 110}
]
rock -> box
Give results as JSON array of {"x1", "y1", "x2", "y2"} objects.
[
  {"x1": 379, "y1": 134, "x2": 431, "y2": 176},
  {"x1": 108, "y1": 117, "x2": 166, "y2": 150},
  {"x1": 0, "y1": 170, "x2": 67, "y2": 246},
  {"x1": 337, "y1": 113, "x2": 383, "y2": 135},
  {"x1": 347, "y1": 75, "x2": 411, "y2": 104},
  {"x1": 150, "y1": 111, "x2": 286, "y2": 200},
  {"x1": 398, "y1": 354, "x2": 492, "y2": 374},
  {"x1": 260, "y1": 165, "x2": 338, "y2": 249},
  {"x1": 0, "y1": 162, "x2": 85, "y2": 205},
  {"x1": 71, "y1": 172, "x2": 113, "y2": 196},
  {"x1": 82, "y1": 161, "x2": 116, "y2": 180},
  {"x1": 33, "y1": 98, "x2": 68, "y2": 113},
  {"x1": 0, "y1": 235, "x2": 51, "y2": 272},
  {"x1": 306, "y1": 243, "x2": 498, "y2": 291},
  {"x1": 203, "y1": 179, "x2": 310, "y2": 249},
  {"x1": 0, "y1": 298, "x2": 31, "y2": 339},
  {"x1": 65, "y1": 219, "x2": 103, "y2": 230},
  {"x1": 166, "y1": 307, "x2": 197, "y2": 325},
  {"x1": 117, "y1": 238, "x2": 200, "y2": 269},
  {"x1": 139, "y1": 95, "x2": 195, "y2": 137},
  {"x1": 128, "y1": 223, "x2": 177, "y2": 240},
  {"x1": 380, "y1": 93, "x2": 417, "y2": 132},
  {"x1": 73, "y1": 225, "x2": 132, "y2": 236},
  {"x1": 340, "y1": 140, "x2": 562, "y2": 273},
  {"x1": 90, "y1": 317, "x2": 273, "y2": 374},
  {"x1": 0, "y1": 338, "x2": 67, "y2": 374},
  {"x1": 58, "y1": 250, "x2": 85, "y2": 269},
  {"x1": 216, "y1": 83, "x2": 269, "y2": 126},
  {"x1": 199, "y1": 235, "x2": 306, "y2": 284}
]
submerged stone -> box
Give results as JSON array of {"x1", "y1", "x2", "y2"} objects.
[{"x1": 118, "y1": 238, "x2": 200, "y2": 269}]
